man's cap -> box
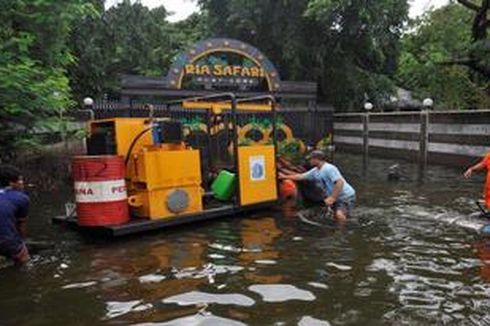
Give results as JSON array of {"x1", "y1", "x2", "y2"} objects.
[{"x1": 306, "y1": 150, "x2": 326, "y2": 161}]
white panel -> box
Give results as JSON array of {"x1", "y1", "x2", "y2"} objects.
[
  {"x1": 334, "y1": 136, "x2": 363, "y2": 145},
  {"x1": 369, "y1": 123, "x2": 420, "y2": 133},
  {"x1": 429, "y1": 124, "x2": 490, "y2": 136},
  {"x1": 428, "y1": 143, "x2": 490, "y2": 157},
  {"x1": 333, "y1": 123, "x2": 363, "y2": 131},
  {"x1": 369, "y1": 138, "x2": 419, "y2": 151}
]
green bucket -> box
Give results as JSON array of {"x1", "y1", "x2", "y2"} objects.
[{"x1": 211, "y1": 170, "x2": 236, "y2": 201}]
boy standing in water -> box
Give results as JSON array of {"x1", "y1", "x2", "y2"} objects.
[
  {"x1": 0, "y1": 165, "x2": 30, "y2": 264},
  {"x1": 279, "y1": 150, "x2": 356, "y2": 222}
]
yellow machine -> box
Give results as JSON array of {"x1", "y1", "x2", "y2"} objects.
[
  {"x1": 128, "y1": 146, "x2": 203, "y2": 219},
  {"x1": 84, "y1": 94, "x2": 279, "y2": 226}
]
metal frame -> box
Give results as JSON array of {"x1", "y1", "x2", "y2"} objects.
[{"x1": 163, "y1": 93, "x2": 278, "y2": 208}]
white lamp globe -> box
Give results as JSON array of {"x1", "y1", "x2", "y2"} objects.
[
  {"x1": 364, "y1": 102, "x2": 374, "y2": 111},
  {"x1": 83, "y1": 97, "x2": 94, "y2": 106},
  {"x1": 423, "y1": 98, "x2": 434, "y2": 108}
]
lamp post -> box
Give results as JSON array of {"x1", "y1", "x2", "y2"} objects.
[
  {"x1": 83, "y1": 97, "x2": 94, "y2": 108},
  {"x1": 364, "y1": 102, "x2": 373, "y2": 112},
  {"x1": 423, "y1": 98, "x2": 434, "y2": 110},
  {"x1": 82, "y1": 97, "x2": 95, "y2": 120},
  {"x1": 362, "y1": 102, "x2": 373, "y2": 174},
  {"x1": 390, "y1": 96, "x2": 398, "y2": 111},
  {"x1": 418, "y1": 98, "x2": 432, "y2": 180}
]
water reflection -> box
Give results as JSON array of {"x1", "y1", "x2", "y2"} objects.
[
  {"x1": 248, "y1": 284, "x2": 315, "y2": 302},
  {"x1": 475, "y1": 239, "x2": 490, "y2": 282},
  {"x1": 239, "y1": 217, "x2": 283, "y2": 284},
  {"x1": 4, "y1": 154, "x2": 490, "y2": 325}
]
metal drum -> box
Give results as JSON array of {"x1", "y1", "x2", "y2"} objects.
[{"x1": 72, "y1": 155, "x2": 129, "y2": 226}]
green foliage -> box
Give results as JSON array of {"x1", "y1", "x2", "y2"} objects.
[
  {"x1": 0, "y1": 0, "x2": 97, "y2": 158},
  {"x1": 198, "y1": 0, "x2": 409, "y2": 111},
  {"x1": 278, "y1": 139, "x2": 303, "y2": 164},
  {"x1": 397, "y1": 4, "x2": 489, "y2": 110},
  {"x1": 69, "y1": 1, "x2": 209, "y2": 101}
]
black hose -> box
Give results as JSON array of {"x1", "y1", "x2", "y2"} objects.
[{"x1": 124, "y1": 127, "x2": 153, "y2": 166}]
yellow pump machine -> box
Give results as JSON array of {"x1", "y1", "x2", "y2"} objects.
[{"x1": 57, "y1": 94, "x2": 279, "y2": 236}]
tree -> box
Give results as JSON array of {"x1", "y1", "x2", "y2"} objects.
[
  {"x1": 68, "y1": 0, "x2": 209, "y2": 102},
  {"x1": 198, "y1": 0, "x2": 409, "y2": 111},
  {"x1": 397, "y1": 3, "x2": 489, "y2": 110},
  {"x1": 0, "y1": 0, "x2": 97, "y2": 157},
  {"x1": 450, "y1": 0, "x2": 490, "y2": 78}
]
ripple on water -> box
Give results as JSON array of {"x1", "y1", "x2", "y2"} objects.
[
  {"x1": 298, "y1": 316, "x2": 331, "y2": 326},
  {"x1": 138, "y1": 273, "x2": 166, "y2": 284},
  {"x1": 208, "y1": 242, "x2": 261, "y2": 253},
  {"x1": 163, "y1": 291, "x2": 255, "y2": 307},
  {"x1": 308, "y1": 282, "x2": 329, "y2": 290},
  {"x1": 255, "y1": 259, "x2": 277, "y2": 265},
  {"x1": 105, "y1": 300, "x2": 152, "y2": 319},
  {"x1": 248, "y1": 284, "x2": 316, "y2": 302},
  {"x1": 135, "y1": 313, "x2": 247, "y2": 326},
  {"x1": 325, "y1": 262, "x2": 352, "y2": 272},
  {"x1": 173, "y1": 264, "x2": 244, "y2": 280},
  {"x1": 61, "y1": 281, "x2": 97, "y2": 289}
]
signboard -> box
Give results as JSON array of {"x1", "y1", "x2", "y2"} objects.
[{"x1": 166, "y1": 38, "x2": 281, "y2": 92}]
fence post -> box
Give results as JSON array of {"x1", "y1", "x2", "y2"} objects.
[
  {"x1": 362, "y1": 113, "x2": 369, "y2": 170},
  {"x1": 418, "y1": 111, "x2": 429, "y2": 176}
]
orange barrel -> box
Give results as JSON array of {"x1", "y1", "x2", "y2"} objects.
[{"x1": 72, "y1": 155, "x2": 129, "y2": 226}]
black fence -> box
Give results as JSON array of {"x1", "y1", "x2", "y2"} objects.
[{"x1": 73, "y1": 106, "x2": 333, "y2": 166}]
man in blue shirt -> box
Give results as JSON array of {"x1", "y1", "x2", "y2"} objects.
[
  {"x1": 279, "y1": 150, "x2": 356, "y2": 222},
  {"x1": 0, "y1": 165, "x2": 30, "y2": 264}
]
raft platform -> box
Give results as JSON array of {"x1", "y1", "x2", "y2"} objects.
[{"x1": 52, "y1": 201, "x2": 276, "y2": 237}]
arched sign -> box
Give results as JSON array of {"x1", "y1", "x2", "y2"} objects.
[{"x1": 165, "y1": 38, "x2": 281, "y2": 92}]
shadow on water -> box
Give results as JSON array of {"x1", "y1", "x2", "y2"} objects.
[{"x1": 2, "y1": 153, "x2": 490, "y2": 325}]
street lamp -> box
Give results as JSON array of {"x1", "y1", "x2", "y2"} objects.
[
  {"x1": 82, "y1": 97, "x2": 95, "y2": 120},
  {"x1": 423, "y1": 98, "x2": 434, "y2": 110},
  {"x1": 83, "y1": 97, "x2": 94, "y2": 108},
  {"x1": 364, "y1": 102, "x2": 373, "y2": 111}
]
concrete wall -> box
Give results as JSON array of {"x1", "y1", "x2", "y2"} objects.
[{"x1": 334, "y1": 110, "x2": 490, "y2": 167}]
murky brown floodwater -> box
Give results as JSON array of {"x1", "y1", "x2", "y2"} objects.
[{"x1": 2, "y1": 153, "x2": 490, "y2": 325}]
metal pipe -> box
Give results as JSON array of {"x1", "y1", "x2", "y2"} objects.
[
  {"x1": 78, "y1": 109, "x2": 95, "y2": 121},
  {"x1": 230, "y1": 95, "x2": 241, "y2": 207},
  {"x1": 163, "y1": 92, "x2": 237, "y2": 107}
]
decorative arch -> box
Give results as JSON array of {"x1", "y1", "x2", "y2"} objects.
[{"x1": 165, "y1": 38, "x2": 281, "y2": 92}]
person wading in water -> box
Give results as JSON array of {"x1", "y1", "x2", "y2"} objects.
[
  {"x1": 464, "y1": 153, "x2": 490, "y2": 212},
  {"x1": 279, "y1": 150, "x2": 356, "y2": 222},
  {"x1": 0, "y1": 165, "x2": 30, "y2": 264}
]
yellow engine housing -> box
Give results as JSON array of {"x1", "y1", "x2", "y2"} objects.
[{"x1": 128, "y1": 146, "x2": 203, "y2": 219}]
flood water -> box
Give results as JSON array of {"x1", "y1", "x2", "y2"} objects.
[{"x1": 2, "y1": 153, "x2": 490, "y2": 325}]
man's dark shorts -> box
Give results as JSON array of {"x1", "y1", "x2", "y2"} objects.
[{"x1": 332, "y1": 195, "x2": 356, "y2": 215}]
